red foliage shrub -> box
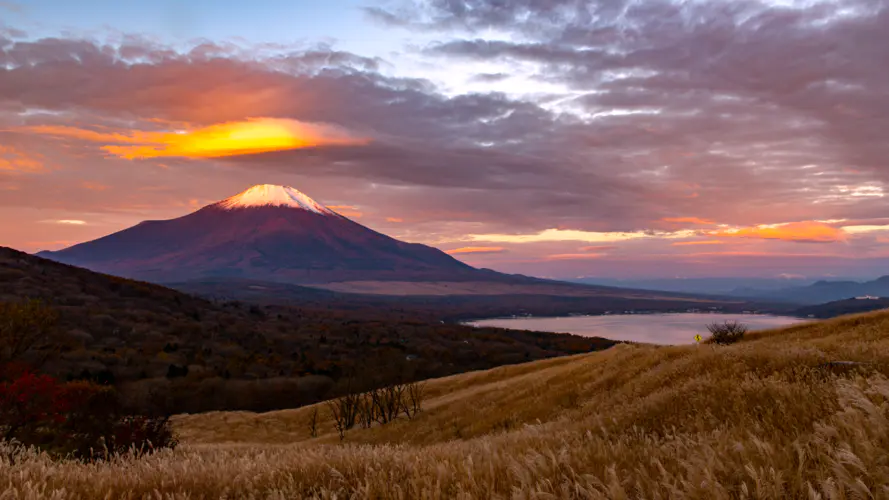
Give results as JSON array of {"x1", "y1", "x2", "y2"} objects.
[
  {"x1": 0, "y1": 371, "x2": 65, "y2": 443},
  {"x1": 0, "y1": 369, "x2": 177, "y2": 460}
]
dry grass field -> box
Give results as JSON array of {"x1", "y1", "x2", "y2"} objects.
[{"x1": 4, "y1": 311, "x2": 889, "y2": 498}]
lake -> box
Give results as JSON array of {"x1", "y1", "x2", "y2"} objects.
[{"x1": 468, "y1": 313, "x2": 809, "y2": 345}]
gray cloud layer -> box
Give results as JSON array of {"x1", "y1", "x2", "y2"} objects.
[
  {"x1": 366, "y1": 0, "x2": 889, "y2": 226},
  {"x1": 2, "y1": 0, "x2": 889, "y2": 257}
]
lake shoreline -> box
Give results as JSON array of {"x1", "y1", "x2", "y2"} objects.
[{"x1": 466, "y1": 312, "x2": 809, "y2": 345}]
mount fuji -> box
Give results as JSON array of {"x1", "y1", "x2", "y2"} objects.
[{"x1": 37, "y1": 184, "x2": 485, "y2": 284}]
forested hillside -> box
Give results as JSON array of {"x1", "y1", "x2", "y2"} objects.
[{"x1": 0, "y1": 247, "x2": 613, "y2": 414}]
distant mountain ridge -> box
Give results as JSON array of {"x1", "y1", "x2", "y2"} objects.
[
  {"x1": 569, "y1": 277, "x2": 815, "y2": 295},
  {"x1": 734, "y1": 276, "x2": 889, "y2": 305},
  {"x1": 37, "y1": 184, "x2": 483, "y2": 284},
  {"x1": 792, "y1": 296, "x2": 889, "y2": 318}
]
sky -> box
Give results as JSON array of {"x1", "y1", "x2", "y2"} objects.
[{"x1": 2, "y1": 0, "x2": 889, "y2": 280}]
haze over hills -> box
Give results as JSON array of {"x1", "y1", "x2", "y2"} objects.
[
  {"x1": 570, "y1": 276, "x2": 817, "y2": 296},
  {"x1": 732, "y1": 276, "x2": 889, "y2": 305}
]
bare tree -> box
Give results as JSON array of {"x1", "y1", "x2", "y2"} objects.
[
  {"x1": 326, "y1": 392, "x2": 362, "y2": 440},
  {"x1": 326, "y1": 400, "x2": 346, "y2": 441},
  {"x1": 372, "y1": 383, "x2": 406, "y2": 424},
  {"x1": 403, "y1": 381, "x2": 426, "y2": 419},
  {"x1": 358, "y1": 392, "x2": 376, "y2": 429},
  {"x1": 307, "y1": 407, "x2": 319, "y2": 438},
  {"x1": 707, "y1": 321, "x2": 748, "y2": 345}
]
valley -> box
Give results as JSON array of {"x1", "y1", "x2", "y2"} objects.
[
  {"x1": 5, "y1": 310, "x2": 889, "y2": 497},
  {"x1": 3, "y1": 187, "x2": 887, "y2": 499},
  {"x1": 3, "y1": 1, "x2": 889, "y2": 496}
]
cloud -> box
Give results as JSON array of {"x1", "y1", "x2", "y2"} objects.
[
  {"x1": 672, "y1": 240, "x2": 726, "y2": 246},
  {"x1": 366, "y1": 0, "x2": 889, "y2": 230},
  {"x1": 0, "y1": 145, "x2": 43, "y2": 172},
  {"x1": 468, "y1": 228, "x2": 695, "y2": 244},
  {"x1": 0, "y1": 2, "x2": 22, "y2": 13},
  {"x1": 580, "y1": 245, "x2": 617, "y2": 252},
  {"x1": 545, "y1": 253, "x2": 607, "y2": 261},
  {"x1": 23, "y1": 119, "x2": 368, "y2": 159},
  {"x1": 42, "y1": 220, "x2": 87, "y2": 225},
  {"x1": 470, "y1": 73, "x2": 510, "y2": 83},
  {"x1": 663, "y1": 217, "x2": 716, "y2": 225},
  {"x1": 777, "y1": 273, "x2": 806, "y2": 279},
  {"x1": 711, "y1": 221, "x2": 847, "y2": 243},
  {"x1": 842, "y1": 224, "x2": 889, "y2": 234},
  {"x1": 446, "y1": 246, "x2": 506, "y2": 255},
  {"x1": 3, "y1": 4, "x2": 889, "y2": 279},
  {"x1": 81, "y1": 181, "x2": 109, "y2": 191},
  {"x1": 386, "y1": 217, "x2": 404, "y2": 223},
  {"x1": 328, "y1": 205, "x2": 364, "y2": 218}
]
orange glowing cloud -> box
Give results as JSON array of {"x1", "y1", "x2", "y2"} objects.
[
  {"x1": 0, "y1": 145, "x2": 43, "y2": 172},
  {"x1": 711, "y1": 221, "x2": 846, "y2": 243},
  {"x1": 23, "y1": 126, "x2": 136, "y2": 144},
  {"x1": 679, "y1": 251, "x2": 836, "y2": 257},
  {"x1": 25, "y1": 118, "x2": 369, "y2": 159},
  {"x1": 328, "y1": 205, "x2": 363, "y2": 218},
  {"x1": 386, "y1": 217, "x2": 404, "y2": 223},
  {"x1": 672, "y1": 240, "x2": 726, "y2": 246},
  {"x1": 41, "y1": 220, "x2": 87, "y2": 225},
  {"x1": 446, "y1": 246, "x2": 506, "y2": 255},
  {"x1": 663, "y1": 217, "x2": 716, "y2": 225}
]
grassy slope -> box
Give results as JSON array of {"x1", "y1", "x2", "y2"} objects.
[{"x1": 5, "y1": 311, "x2": 889, "y2": 498}]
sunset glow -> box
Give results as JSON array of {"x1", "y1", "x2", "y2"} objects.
[
  {"x1": 446, "y1": 247, "x2": 506, "y2": 255},
  {"x1": 662, "y1": 217, "x2": 716, "y2": 225},
  {"x1": 672, "y1": 240, "x2": 726, "y2": 246},
  {"x1": 3, "y1": 0, "x2": 888, "y2": 280},
  {"x1": 545, "y1": 253, "x2": 607, "y2": 261},
  {"x1": 28, "y1": 119, "x2": 368, "y2": 159},
  {"x1": 711, "y1": 222, "x2": 846, "y2": 244},
  {"x1": 0, "y1": 145, "x2": 43, "y2": 172},
  {"x1": 468, "y1": 229, "x2": 697, "y2": 244},
  {"x1": 328, "y1": 205, "x2": 364, "y2": 218}
]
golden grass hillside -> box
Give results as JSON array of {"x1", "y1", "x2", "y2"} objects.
[{"x1": 4, "y1": 311, "x2": 889, "y2": 498}]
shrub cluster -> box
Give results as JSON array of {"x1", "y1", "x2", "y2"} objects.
[
  {"x1": 706, "y1": 320, "x2": 748, "y2": 345},
  {"x1": 0, "y1": 300, "x2": 58, "y2": 366},
  {"x1": 0, "y1": 367, "x2": 177, "y2": 461},
  {"x1": 324, "y1": 380, "x2": 426, "y2": 440}
]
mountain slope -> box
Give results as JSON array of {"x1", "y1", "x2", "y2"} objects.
[
  {"x1": 9, "y1": 310, "x2": 889, "y2": 497},
  {"x1": 37, "y1": 184, "x2": 477, "y2": 284},
  {"x1": 792, "y1": 296, "x2": 889, "y2": 318}
]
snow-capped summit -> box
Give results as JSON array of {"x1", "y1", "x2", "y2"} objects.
[
  {"x1": 37, "y1": 183, "x2": 478, "y2": 284},
  {"x1": 216, "y1": 184, "x2": 334, "y2": 215}
]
